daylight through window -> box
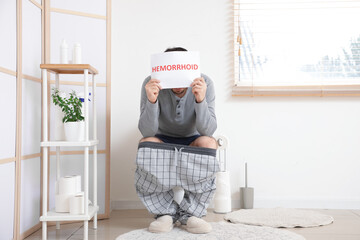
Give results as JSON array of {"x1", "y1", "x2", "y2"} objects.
[{"x1": 234, "y1": 0, "x2": 360, "y2": 96}]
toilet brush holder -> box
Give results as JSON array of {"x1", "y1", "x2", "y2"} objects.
[
  {"x1": 240, "y1": 162, "x2": 254, "y2": 209},
  {"x1": 240, "y1": 187, "x2": 254, "y2": 209}
]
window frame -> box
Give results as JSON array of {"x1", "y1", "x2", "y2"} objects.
[{"x1": 233, "y1": 0, "x2": 360, "y2": 97}]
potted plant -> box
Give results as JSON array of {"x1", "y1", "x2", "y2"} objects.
[{"x1": 52, "y1": 88, "x2": 85, "y2": 141}]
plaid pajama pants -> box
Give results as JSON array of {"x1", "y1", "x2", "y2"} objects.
[{"x1": 135, "y1": 141, "x2": 220, "y2": 224}]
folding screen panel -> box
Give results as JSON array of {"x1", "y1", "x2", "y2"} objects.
[
  {"x1": 19, "y1": 0, "x2": 43, "y2": 237},
  {"x1": 0, "y1": 0, "x2": 17, "y2": 71},
  {"x1": 20, "y1": 157, "x2": 41, "y2": 234},
  {"x1": 20, "y1": 79, "x2": 42, "y2": 234},
  {"x1": 0, "y1": 73, "x2": 17, "y2": 161},
  {"x1": 21, "y1": 79, "x2": 42, "y2": 156},
  {"x1": 0, "y1": 0, "x2": 110, "y2": 238},
  {"x1": 0, "y1": 162, "x2": 16, "y2": 239},
  {"x1": 0, "y1": 0, "x2": 17, "y2": 239},
  {"x1": 22, "y1": 0, "x2": 42, "y2": 78}
]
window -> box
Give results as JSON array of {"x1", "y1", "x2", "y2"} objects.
[{"x1": 234, "y1": 0, "x2": 360, "y2": 96}]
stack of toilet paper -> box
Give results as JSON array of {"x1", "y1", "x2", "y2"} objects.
[
  {"x1": 55, "y1": 175, "x2": 84, "y2": 214},
  {"x1": 214, "y1": 171, "x2": 232, "y2": 213}
]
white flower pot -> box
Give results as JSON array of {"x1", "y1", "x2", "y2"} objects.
[
  {"x1": 64, "y1": 121, "x2": 85, "y2": 141},
  {"x1": 54, "y1": 107, "x2": 65, "y2": 140}
]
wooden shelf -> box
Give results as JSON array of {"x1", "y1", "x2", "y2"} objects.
[
  {"x1": 41, "y1": 140, "x2": 99, "y2": 147},
  {"x1": 40, "y1": 64, "x2": 98, "y2": 75},
  {"x1": 40, "y1": 206, "x2": 99, "y2": 222}
]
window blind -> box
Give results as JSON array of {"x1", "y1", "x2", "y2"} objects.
[{"x1": 233, "y1": 0, "x2": 360, "y2": 96}]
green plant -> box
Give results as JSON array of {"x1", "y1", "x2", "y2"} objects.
[{"x1": 52, "y1": 88, "x2": 84, "y2": 123}]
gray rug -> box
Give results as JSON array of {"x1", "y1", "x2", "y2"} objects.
[
  {"x1": 225, "y1": 208, "x2": 334, "y2": 228},
  {"x1": 116, "y1": 221, "x2": 305, "y2": 240}
]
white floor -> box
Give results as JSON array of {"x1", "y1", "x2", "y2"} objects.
[{"x1": 25, "y1": 209, "x2": 360, "y2": 240}]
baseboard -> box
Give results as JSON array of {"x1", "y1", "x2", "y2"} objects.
[
  {"x1": 111, "y1": 200, "x2": 147, "y2": 210},
  {"x1": 20, "y1": 222, "x2": 42, "y2": 240},
  {"x1": 111, "y1": 197, "x2": 360, "y2": 210}
]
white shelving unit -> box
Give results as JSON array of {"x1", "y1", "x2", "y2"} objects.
[{"x1": 39, "y1": 64, "x2": 99, "y2": 240}]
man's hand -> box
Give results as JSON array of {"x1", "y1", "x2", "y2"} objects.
[
  {"x1": 145, "y1": 79, "x2": 162, "y2": 104},
  {"x1": 191, "y1": 77, "x2": 206, "y2": 103}
]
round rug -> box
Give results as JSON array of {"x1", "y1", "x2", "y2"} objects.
[
  {"x1": 116, "y1": 221, "x2": 305, "y2": 240},
  {"x1": 224, "y1": 208, "x2": 334, "y2": 228}
]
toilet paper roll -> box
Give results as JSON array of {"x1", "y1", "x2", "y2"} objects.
[
  {"x1": 214, "y1": 198, "x2": 231, "y2": 213},
  {"x1": 55, "y1": 194, "x2": 73, "y2": 212},
  {"x1": 70, "y1": 175, "x2": 82, "y2": 193},
  {"x1": 59, "y1": 176, "x2": 77, "y2": 195},
  {"x1": 214, "y1": 171, "x2": 231, "y2": 213},
  {"x1": 215, "y1": 172, "x2": 231, "y2": 195},
  {"x1": 69, "y1": 193, "x2": 84, "y2": 215},
  {"x1": 57, "y1": 175, "x2": 81, "y2": 195}
]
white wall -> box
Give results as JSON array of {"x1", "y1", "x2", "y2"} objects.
[{"x1": 111, "y1": 0, "x2": 360, "y2": 209}]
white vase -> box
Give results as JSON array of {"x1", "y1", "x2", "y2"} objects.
[
  {"x1": 54, "y1": 107, "x2": 65, "y2": 140},
  {"x1": 64, "y1": 121, "x2": 85, "y2": 141}
]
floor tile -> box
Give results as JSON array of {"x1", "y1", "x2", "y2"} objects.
[
  {"x1": 289, "y1": 216, "x2": 360, "y2": 235},
  {"x1": 350, "y1": 210, "x2": 360, "y2": 218},
  {"x1": 25, "y1": 208, "x2": 360, "y2": 240},
  {"x1": 25, "y1": 222, "x2": 83, "y2": 239},
  {"x1": 295, "y1": 233, "x2": 360, "y2": 240}
]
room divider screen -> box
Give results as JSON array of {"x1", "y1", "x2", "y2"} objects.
[{"x1": 0, "y1": 0, "x2": 111, "y2": 239}]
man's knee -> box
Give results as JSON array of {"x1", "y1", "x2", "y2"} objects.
[
  {"x1": 139, "y1": 137, "x2": 163, "y2": 143},
  {"x1": 190, "y1": 136, "x2": 217, "y2": 149}
]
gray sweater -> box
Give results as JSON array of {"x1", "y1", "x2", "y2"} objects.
[{"x1": 138, "y1": 74, "x2": 217, "y2": 138}]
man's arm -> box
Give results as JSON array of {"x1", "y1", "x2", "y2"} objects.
[
  {"x1": 138, "y1": 76, "x2": 161, "y2": 137},
  {"x1": 192, "y1": 75, "x2": 217, "y2": 136}
]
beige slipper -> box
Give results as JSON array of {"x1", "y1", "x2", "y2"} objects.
[
  {"x1": 148, "y1": 215, "x2": 174, "y2": 233},
  {"x1": 185, "y1": 216, "x2": 212, "y2": 234}
]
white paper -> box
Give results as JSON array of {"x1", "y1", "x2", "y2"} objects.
[{"x1": 151, "y1": 51, "x2": 200, "y2": 89}]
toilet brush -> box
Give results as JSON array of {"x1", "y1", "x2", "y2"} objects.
[{"x1": 240, "y1": 162, "x2": 254, "y2": 209}]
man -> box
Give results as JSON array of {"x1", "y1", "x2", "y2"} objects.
[{"x1": 136, "y1": 47, "x2": 218, "y2": 234}]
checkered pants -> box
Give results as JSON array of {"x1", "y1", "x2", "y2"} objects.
[{"x1": 135, "y1": 142, "x2": 219, "y2": 224}]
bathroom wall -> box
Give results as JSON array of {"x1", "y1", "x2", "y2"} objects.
[{"x1": 111, "y1": 0, "x2": 360, "y2": 210}]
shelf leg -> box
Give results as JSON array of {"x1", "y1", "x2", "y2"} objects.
[
  {"x1": 84, "y1": 147, "x2": 89, "y2": 214},
  {"x1": 92, "y1": 69, "x2": 98, "y2": 230},
  {"x1": 42, "y1": 147, "x2": 48, "y2": 240},
  {"x1": 84, "y1": 146, "x2": 89, "y2": 236},
  {"x1": 56, "y1": 147, "x2": 60, "y2": 186},
  {"x1": 93, "y1": 145, "x2": 98, "y2": 229},
  {"x1": 84, "y1": 69, "x2": 90, "y2": 238},
  {"x1": 84, "y1": 220, "x2": 88, "y2": 240},
  {"x1": 56, "y1": 146, "x2": 60, "y2": 230},
  {"x1": 84, "y1": 69, "x2": 89, "y2": 141},
  {"x1": 42, "y1": 222, "x2": 47, "y2": 240},
  {"x1": 41, "y1": 69, "x2": 48, "y2": 240},
  {"x1": 55, "y1": 76, "x2": 61, "y2": 231}
]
